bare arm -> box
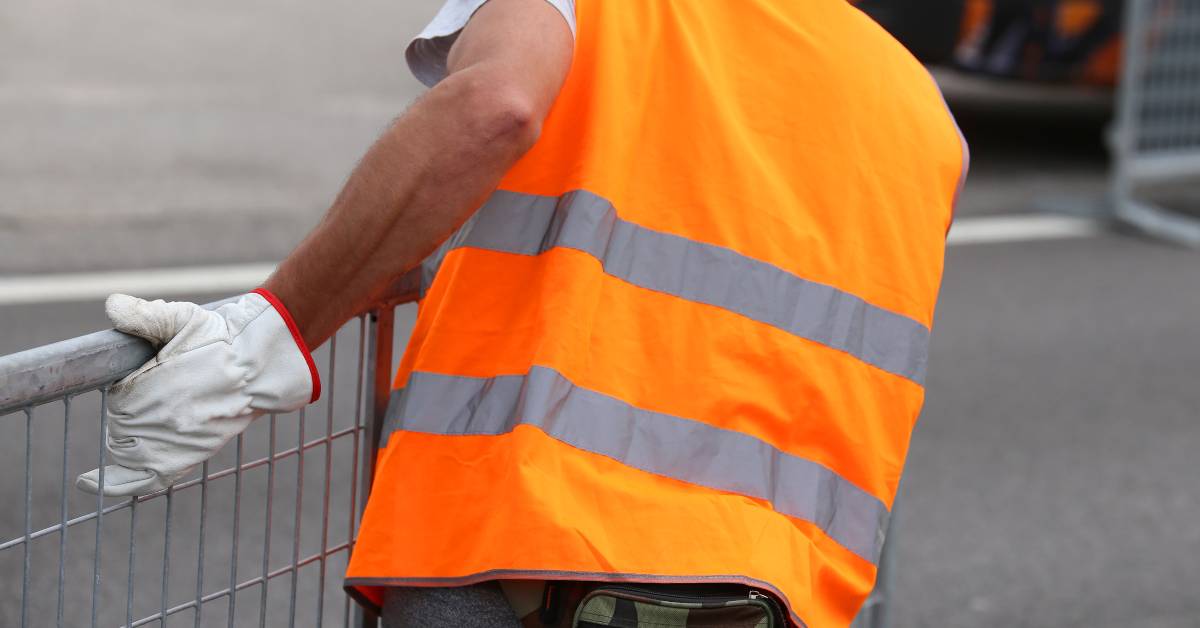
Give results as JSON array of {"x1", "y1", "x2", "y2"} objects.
[{"x1": 263, "y1": 0, "x2": 573, "y2": 347}]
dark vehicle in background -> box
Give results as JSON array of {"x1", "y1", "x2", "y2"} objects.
[{"x1": 856, "y1": 0, "x2": 1122, "y2": 87}]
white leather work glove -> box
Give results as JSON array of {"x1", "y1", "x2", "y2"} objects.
[{"x1": 76, "y1": 289, "x2": 319, "y2": 496}]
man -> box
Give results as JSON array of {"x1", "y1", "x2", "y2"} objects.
[{"x1": 78, "y1": 0, "x2": 967, "y2": 626}]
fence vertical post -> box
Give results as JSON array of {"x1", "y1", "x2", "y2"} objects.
[
  {"x1": 872, "y1": 501, "x2": 898, "y2": 628},
  {"x1": 1112, "y1": 0, "x2": 1148, "y2": 213},
  {"x1": 355, "y1": 306, "x2": 394, "y2": 628}
]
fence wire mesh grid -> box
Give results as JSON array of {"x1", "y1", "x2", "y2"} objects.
[
  {"x1": 0, "y1": 312, "x2": 389, "y2": 628},
  {"x1": 1113, "y1": 0, "x2": 1200, "y2": 245},
  {"x1": 1125, "y1": 0, "x2": 1200, "y2": 155}
]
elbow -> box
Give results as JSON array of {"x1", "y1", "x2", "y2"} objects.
[
  {"x1": 490, "y1": 94, "x2": 542, "y2": 153},
  {"x1": 453, "y1": 77, "x2": 544, "y2": 154}
]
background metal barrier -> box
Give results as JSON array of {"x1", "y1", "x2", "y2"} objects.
[
  {"x1": 853, "y1": 505, "x2": 896, "y2": 628},
  {"x1": 0, "y1": 282, "x2": 895, "y2": 627},
  {"x1": 1112, "y1": 0, "x2": 1200, "y2": 246}
]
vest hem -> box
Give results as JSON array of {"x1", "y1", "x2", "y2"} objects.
[{"x1": 345, "y1": 570, "x2": 809, "y2": 628}]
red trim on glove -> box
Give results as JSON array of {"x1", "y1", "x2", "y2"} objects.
[{"x1": 252, "y1": 288, "x2": 321, "y2": 404}]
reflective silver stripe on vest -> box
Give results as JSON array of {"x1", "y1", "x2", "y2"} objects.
[
  {"x1": 380, "y1": 366, "x2": 889, "y2": 565},
  {"x1": 421, "y1": 189, "x2": 929, "y2": 384}
]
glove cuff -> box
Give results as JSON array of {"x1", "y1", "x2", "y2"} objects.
[{"x1": 251, "y1": 288, "x2": 321, "y2": 403}]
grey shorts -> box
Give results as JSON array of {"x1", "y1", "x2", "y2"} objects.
[{"x1": 381, "y1": 582, "x2": 523, "y2": 628}]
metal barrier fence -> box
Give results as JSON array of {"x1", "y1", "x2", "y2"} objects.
[
  {"x1": 0, "y1": 279, "x2": 415, "y2": 627},
  {"x1": 1113, "y1": 0, "x2": 1200, "y2": 246},
  {"x1": 0, "y1": 282, "x2": 894, "y2": 627}
]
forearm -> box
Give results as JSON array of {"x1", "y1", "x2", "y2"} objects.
[{"x1": 263, "y1": 66, "x2": 542, "y2": 348}]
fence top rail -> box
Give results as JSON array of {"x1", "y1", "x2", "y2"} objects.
[
  {"x1": 0, "y1": 271, "x2": 419, "y2": 416},
  {"x1": 0, "y1": 326, "x2": 152, "y2": 416},
  {"x1": 0, "y1": 297, "x2": 238, "y2": 416}
]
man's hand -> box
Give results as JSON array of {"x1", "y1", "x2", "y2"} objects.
[{"x1": 76, "y1": 290, "x2": 318, "y2": 496}]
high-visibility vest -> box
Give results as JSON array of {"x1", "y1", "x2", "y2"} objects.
[{"x1": 345, "y1": 1, "x2": 967, "y2": 626}]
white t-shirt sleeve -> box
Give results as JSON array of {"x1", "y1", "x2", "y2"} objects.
[{"x1": 406, "y1": 0, "x2": 576, "y2": 88}]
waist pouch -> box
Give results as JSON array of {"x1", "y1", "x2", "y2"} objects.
[{"x1": 570, "y1": 584, "x2": 786, "y2": 628}]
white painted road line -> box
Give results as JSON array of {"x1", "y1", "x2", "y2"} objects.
[
  {"x1": 947, "y1": 214, "x2": 1102, "y2": 246},
  {"x1": 0, "y1": 84, "x2": 405, "y2": 118},
  {"x1": 0, "y1": 263, "x2": 275, "y2": 306},
  {"x1": 0, "y1": 215, "x2": 1103, "y2": 305}
]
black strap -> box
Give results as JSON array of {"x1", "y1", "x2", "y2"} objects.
[{"x1": 539, "y1": 582, "x2": 563, "y2": 626}]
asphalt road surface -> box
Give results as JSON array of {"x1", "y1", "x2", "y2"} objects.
[{"x1": 3, "y1": 1, "x2": 1200, "y2": 626}]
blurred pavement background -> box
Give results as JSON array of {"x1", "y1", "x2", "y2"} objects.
[{"x1": 1, "y1": 1, "x2": 1198, "y2": 626}]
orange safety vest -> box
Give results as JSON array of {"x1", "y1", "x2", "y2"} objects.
[{"x1": 345, "y1": 1, "x2": 967, "y2": 626}]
